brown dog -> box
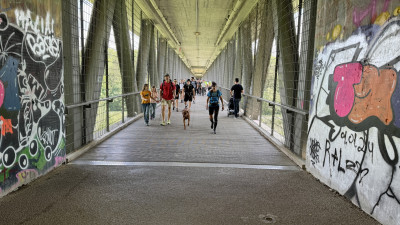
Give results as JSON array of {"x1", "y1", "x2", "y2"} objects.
[{"x1": 182, "y1": 107, "x2": 190, "y2": 130}]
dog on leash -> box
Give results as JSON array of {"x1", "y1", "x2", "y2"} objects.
[{"x1": 182, "y1": 106, "x2": 190, "y2": 130}]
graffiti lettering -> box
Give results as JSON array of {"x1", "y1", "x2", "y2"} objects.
[
  {"x1": 308, "y1": 17, "x2": 400, "y2": 223},
  {"x1": 309, "y1": 138, "x2": 321, "y2": 166},
  {"x1": 26, "y1": 33, "x2": 59, "y2": 59},
  {"x1": 14, "y1": 10, "x2": 59, "y2": 59},
  {"x1": 39, "y1": 127, "x2": 58, "y2": 146}
]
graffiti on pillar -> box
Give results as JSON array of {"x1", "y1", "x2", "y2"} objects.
[
  {"x1": 0, "y1": 5, "x2": 65, "y2": 197},
  {"x1": 353, "y1": 0, "x2": 391, "y2": 27},
  {"x1": 307, "y1": 16, "x2": 400, "y2": 223}
]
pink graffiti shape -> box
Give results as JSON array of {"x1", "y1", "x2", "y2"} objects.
[
  {"x1": 353, "y1": 0, "x2": 391, "y2": 27},
  {"x1": 0, "y1": 80, "x2": 4, "y2": 108},
  {"x1": 333, "y1": 63, "x2": 363, "y2": 117}
]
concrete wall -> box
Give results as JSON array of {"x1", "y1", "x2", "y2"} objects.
[
  {"x1": 0, "y1": 0, "x2": 65, "y2": 197},
  {"x1": 307, "y1": 0, "x2": 400, "y2": 224}
]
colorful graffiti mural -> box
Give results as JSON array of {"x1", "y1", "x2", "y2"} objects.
[
  {"x1": 307, "y1": 15, "x2": 400, "y2": 225},
  {"x1": 0, "y1": 3, "x2": 65, "y2": 197}
]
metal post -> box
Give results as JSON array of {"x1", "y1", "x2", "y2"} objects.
[
  {"x1": 259, "y1": 101, "x2": 263, "y2": 127},
  {"x1": 296, "y1": 0, "x2": 303, "y2": 53},
  {"x1": 253, "y1": 3, "x2": 259, "y2": 69},
  {"x1": 132, "y1": 0, "x2": 135, "y2": 68},
  {"x1": 271, "y1": 37, "x2": 279, "y2": 136},
  {"x1": 105, "y1": 29, "x2": 110, "y2": 132},
  {"x1": 120, "y1": 0, "x2": 125, "y2": 123},
  {"x1": 80, "y1": 0, "x2": 87, "y2": 144}
]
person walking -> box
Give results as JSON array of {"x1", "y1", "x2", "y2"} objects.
[
  {"x1": 150, "y1": 85, "x2": 158, "y2": 120},
  {"x1": 179, "y1": 79, "x2": 185, "y2": 103},
  {"x1": 160, "y1": 74, "x2": 176, "y2": 125},
  {"x1": 173, "y1": 79, "x2": 180, "y2": 112},
  {"x1": 207, "y1": 82, "x2": 224, "y2": 134},
  {"x1": 230, "y1": 78, "x2": 244, "y2": 118},
  {"x1": 191, "y1": 77, "x2": 197, "y2": 102},
  {"x1": 183, "y1": 79, "x2": 195, "y2": 110},
  {"x1": 141, "y1": 84, "x2": 157, "y2": 126}
]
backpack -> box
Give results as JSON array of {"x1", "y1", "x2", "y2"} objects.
[{"x1": 160, "y1": 81, "x2": 173, "y2": 98}]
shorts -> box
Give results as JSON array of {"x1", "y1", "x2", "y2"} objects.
[
  {"x1": 208, "y1": 105, "x2": 219, "y2": 115},
  {"x1": 175, "y1": 94, "x2": 180, "y2": 100},
  {"x1": 161, "y1": 99, "x2": 173, "y2": 107},
  {"x1": 184, "y1": 94, "x2": 193, "y2": 102}
]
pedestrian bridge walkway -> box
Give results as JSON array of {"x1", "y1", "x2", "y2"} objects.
[{"x1": 0, "y1": 96, "x2": 377, "y2": 224}]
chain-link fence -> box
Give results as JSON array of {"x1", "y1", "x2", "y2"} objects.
[{"x1": 204, "y1": 0, "x2": 317, "y2": 159}]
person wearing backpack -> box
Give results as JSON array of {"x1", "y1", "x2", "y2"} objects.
[
  {"x1": 206, "y1": 82, "x2": 224, "y2": 134},
  {"x1": 159, "y1": 74, "x2": 176, "y2": 126}
]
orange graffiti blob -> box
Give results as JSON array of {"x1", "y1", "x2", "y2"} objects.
[
  {"x1": 0, "y1": 116, "x2": 13, "y2": 136},
  {"x1": 348, "y1": 65, "x2": 397, "y2": 125}
]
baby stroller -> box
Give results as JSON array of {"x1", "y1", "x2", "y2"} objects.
[{"x1": 227, "y1": 97, "x2": 235, "y2": 117}]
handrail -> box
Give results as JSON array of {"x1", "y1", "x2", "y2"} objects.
[
  {"x1": 219, "y1": 87, "x2": 308, "y2": 116},
  {"x1": 66, "y1": 92, "x2": 140, "y2": 110}
]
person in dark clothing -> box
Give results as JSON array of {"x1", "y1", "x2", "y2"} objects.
[
  {"x1": 230, "y1": 78, "x2": 244, "y2": 118},
  {"x1": 183, "y1": 79, "x2": 196, "y2": 110},
  {"x1": 173, "y1": 79, "x2": 180, "y2": 112},
  {"x1": 207, "y1": 82, "x2": 224, "y2": 134}
]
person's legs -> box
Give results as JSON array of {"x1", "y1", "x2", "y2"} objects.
[
  {"x1": 167, "y1": 100, "x2": 172, "y2": 123},
  {"x1": 151, "y1": 103, "x2": 156, "y2": 119},
  {"x1": 181, "y1": 91, "x2": 184, "y2": 103},
  {"x1": 161, "y1": 100, "x2": 166, "y2": 125},
  {"x1": 144, "y1": 104, "x2": 150, "y2": 125},
  {"x1": 209, "y1": 107, "x2": 214, "y2": 129},
  {"x1": 142, "y1": 104, "x2": 146, "y2": 123},
  {"x1": 188, "y1": 100, "x2": 192, "y2": 109},
  {"x1": 213, "y1": 106, "x2": 220, "y2": 134},
  {"x1": 234, "y1": 98, "x2": 240, "y2": 117}
]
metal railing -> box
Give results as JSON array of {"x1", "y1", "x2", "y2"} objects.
[
  {"x1": 219, "y1": 86, "x2": 308, "y2": 156},
  {"x1": 65, "y1": 92, "x2": 142, "y2": 154}
]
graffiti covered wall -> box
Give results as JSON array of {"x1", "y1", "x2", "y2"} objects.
[
  {"x1": 0, "y1": 0, "x2": 64, "y2": 197},
  {"x1": 307, "y1": 0, "x2": 400, "y2": 224}
]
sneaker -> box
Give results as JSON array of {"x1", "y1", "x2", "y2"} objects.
[
  {"x1": 167, "y1": 120, "x2": 171, "y2": 125},
  {"x1": 146, "y1": 123, "x2": 149, "y2": 126},
  {"x1": 160, "y1": 121, "x2": 166, "y2": 126},
  {"x1": 173, "y1": 106, "x2": 175, "y2": 110},
  {"x1": 176, "y1": 108, "x2": 179, "y2": 112},
  {"x1": 181, "y1": 100, "x2": 183, "y2": 103},
  {"x1": 213, "y1": 130, "x2": 216, "y2": 134}
]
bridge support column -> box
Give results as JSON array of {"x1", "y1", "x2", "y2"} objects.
[
  {"x1": 82, "y1": 0, "x2": 116, "y2": 142},
  {"x1": 113, "y1": 0, "x2": 139, "y2": 117},
  {"x1": 250, "y1": 0, "x2": 275, "y2": 120},
  {"x1": 136, "y1": 19, "x2": 152, "y2": 94},
  {"x1": 272, "y1": 0, "x2": 299, "y2": 149},
  {"x1": 292, "y1": 0, "x2": 317, "y2": 157}
]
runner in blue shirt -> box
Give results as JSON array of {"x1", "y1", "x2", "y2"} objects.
[{"x1": 206, "y1": 82, "x2": 224, "y2": 134}]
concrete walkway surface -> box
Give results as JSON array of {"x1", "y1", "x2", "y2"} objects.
[{"x1": 0, "y1": 96, "x2": 379, "y2": 225}]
